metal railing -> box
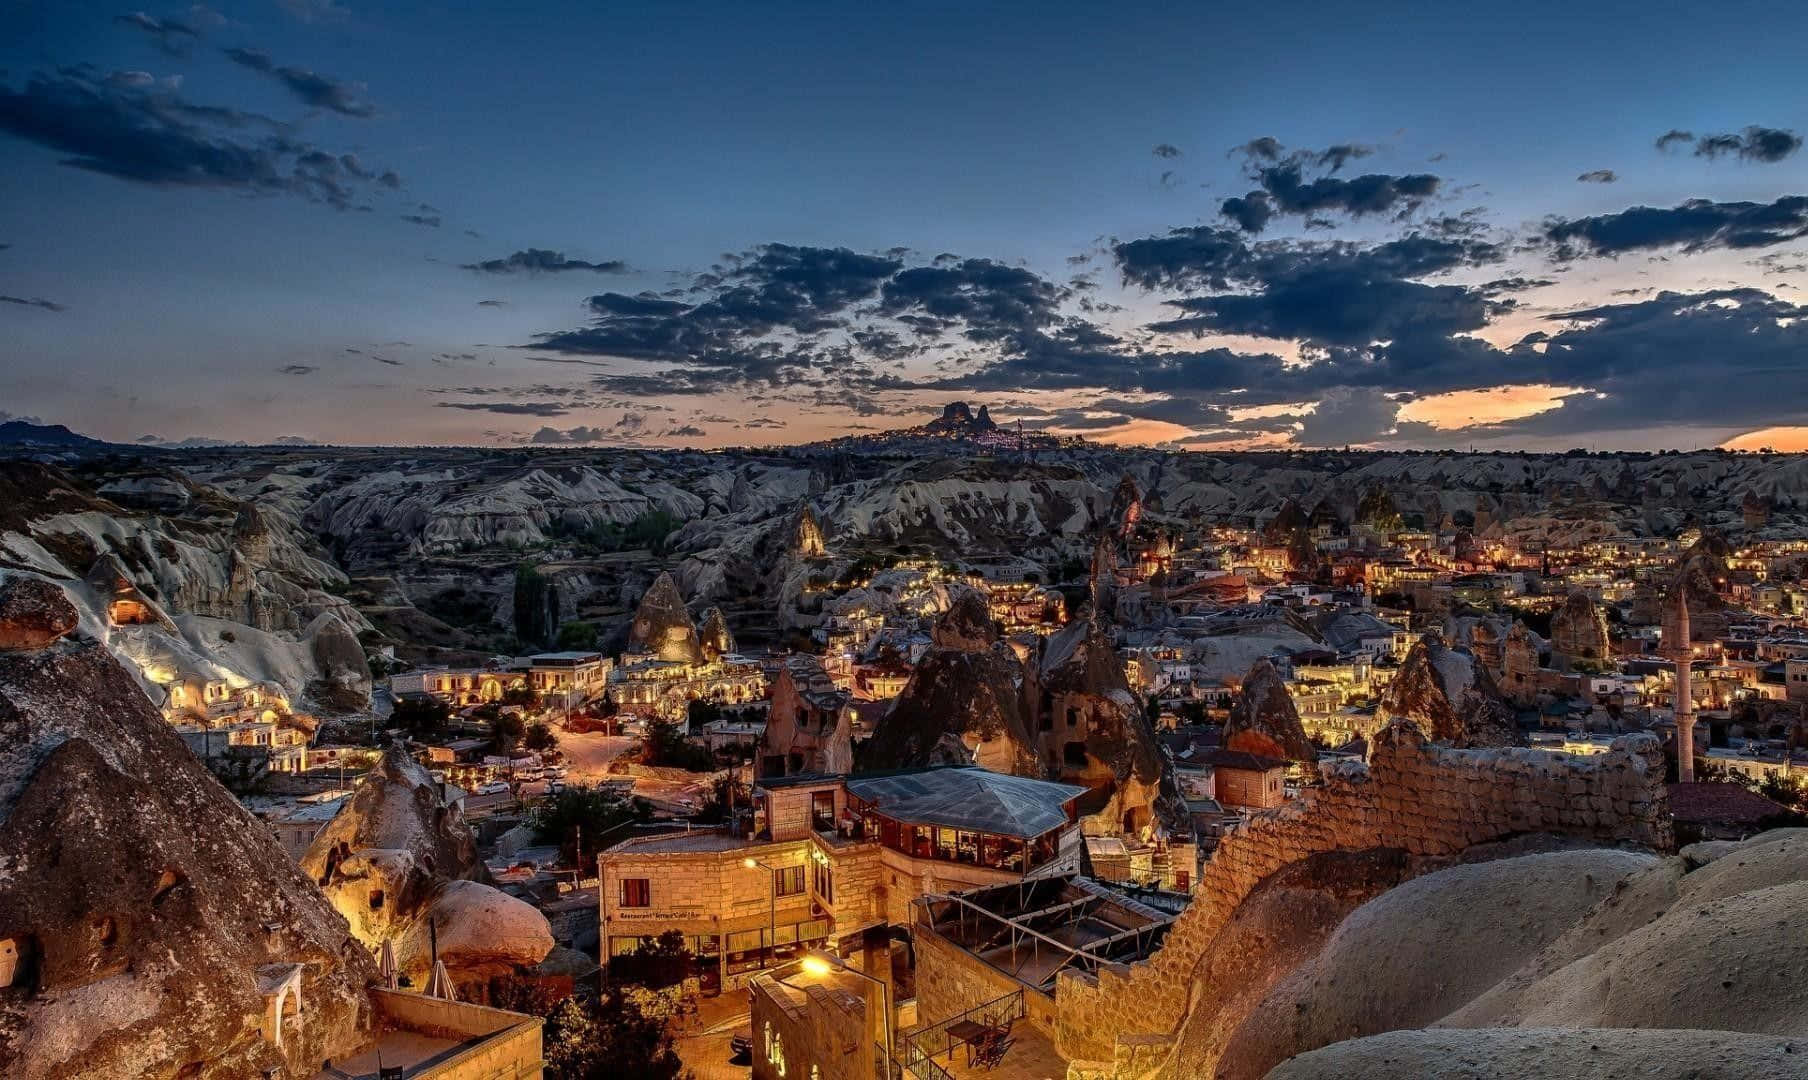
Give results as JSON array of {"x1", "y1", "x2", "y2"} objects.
[{"x1": 900, "y1": 989, "x2": 1024, "y2": 1079}]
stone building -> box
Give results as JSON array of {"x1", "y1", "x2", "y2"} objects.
[
  {"x1": 761, "y1": 658, "x2": 856, "y2": 777},
  {"x1": 599, "y1": 766, "x2": 1086, "y2": 996}
]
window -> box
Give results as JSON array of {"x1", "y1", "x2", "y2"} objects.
[
  {"x1": 773, "y1": 865, "x2": 805, "y2": 897},
  {"x1": 812, "y1": 858, "x2": 834, "y2": 904},
  {"x1": 620, "y1": 878, "x2": 651, "y2": 908}
]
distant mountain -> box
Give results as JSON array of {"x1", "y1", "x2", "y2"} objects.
[{"x1": 0, "y1": 419, "x2": 112, "y2": 450}]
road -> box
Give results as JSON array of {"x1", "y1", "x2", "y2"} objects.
[{"x1": 549, "y1": 728, "x2": 715, "y2": 813}]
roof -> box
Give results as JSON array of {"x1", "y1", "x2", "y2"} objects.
[
  {"x1": 1204, "y1": 749, "x2": 1290, "y2": 772},
  {"x1": 528, "y1": 650, "x2": 605, "y2": 663},
  {"x1": 1667, "y1": 782, "x2": 1790, "y2": 825},
  {"x1": 845, "y1": 766, "x2": 1086, "y2": 838}
]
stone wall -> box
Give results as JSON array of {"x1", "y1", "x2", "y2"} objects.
[
  {"x1": 913, "y1": 922, "x2": 1059, "y2": 1036},
  {"x1": 1053, "y1": 722, "x2": 1670, "y2": 1063},
  {"x1": 751, "y1": 971, "x2": 877, "y2": 1080}
]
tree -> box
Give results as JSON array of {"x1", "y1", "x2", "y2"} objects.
[
  {"x1": 691, "y1": 772, "x2": 749, "y2": 825},
  {"x1": 502, "y1": 685, "x2": 540, "y2": 709},
  {"x1": 491, "y1": 979, "x2": 684, "y2": 1080},
  {"x1": 524, "y1": 721, "x2": 557, "y2": 752},
  {"x1": 391, "y1": 697, "x2": 450, "y2": 738},
  {"x1": 490, "y1": 711, "x2": 528, "y2": 756},
  {"x1": 642, "y1": 716, "x2": 715, "y2": 771},
  {"x1": 556, "y1": 620, "x2": 599, "y2": 651},
  {"x1": 610, "y1": 929, "x2": 697, "y2": 990},
  {"x1": 685, "y1": 698, "x2": 722, "y2": 732},
  {"x1": 531, "y1": 784, "x2": 650, "y2": 864}
]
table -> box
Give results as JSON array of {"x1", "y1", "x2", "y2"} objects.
[{"x1": 945, "y1": 1020, "x2": 1000, "y2": 1067}]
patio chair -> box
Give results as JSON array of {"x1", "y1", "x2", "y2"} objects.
[{"x1": 971, "y1": 1031, "x2": 1015, "y2": 1070}]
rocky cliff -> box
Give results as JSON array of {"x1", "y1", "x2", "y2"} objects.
[
  {"x1": 1224, "y1": 659, "x2": 1320, "y2": 777},
  {"x1": 0, "y1": 575, "x2": 375, "y2": 1079},
  {"x1": 626, "y1": 570, "x2": 703, "y2": 662}
]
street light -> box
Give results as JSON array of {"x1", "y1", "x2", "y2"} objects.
[
  {"x1": 743, "y1": 857, "x2": 778, "y2": 972},
  {"x1": 801, "y1": 949, "x2": 893, "y2": 1080}
]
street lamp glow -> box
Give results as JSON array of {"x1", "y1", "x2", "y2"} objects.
[
  {"x1": 799, "y1": 953, "x2": 835, "y2": 977},
  {"x1": 743, "y1": 857, "x2": 758, "y2": 869}
]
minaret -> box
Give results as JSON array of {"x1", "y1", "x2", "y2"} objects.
[{"x1": 1671, "y1": 586, "x2": 1695, "y2": 784}]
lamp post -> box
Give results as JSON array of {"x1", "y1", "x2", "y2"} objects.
[
  {"x1": 801, "y1": 949, "x2": 892, "y2": 1080},
  {"x1": 743, "y1": 857, "x2": 779, "y2": 972}
]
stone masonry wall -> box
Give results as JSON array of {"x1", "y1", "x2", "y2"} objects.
[{"x1": 1053, "y1": 721, "x2": 1670, "y2": 1062}]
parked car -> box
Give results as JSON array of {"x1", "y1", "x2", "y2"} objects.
[
  {"x1": 729, "y1": 1027, "x2": 753, "y2": 1063},
  {"x1": 476, "y1": 781, "x2": 511, "y2": 796}
]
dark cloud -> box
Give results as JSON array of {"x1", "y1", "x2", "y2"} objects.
[
  {"x1": 1152, "y1": 143, "x2": 1182, "y2": 159},
  {"x1": 1655, "y1": 129, "x2": 1694, "y2": 151},
  {"x1": 530, "y1": 424, "x2": 607, "y2": 443},
  {"x1": 1220, "y1": 139, "x2": 1435, "y2": 233},
  {"x1": 223, "y1": 47, "x2": 375, "y2": 117},
  {"x1": 1543, "y1": 196, "x2": 1808, "y2": 259},
  {"x1": 1296, "y1": 387, "x2": 1400, "y2": 446},
  {"x1": 533, "y1": 243, "x2": 903, "y2": 394},
  {"x1": 461, "y1": 249, "x2": 629, "y2": 274},
  {"x1": 400, "y1": 213, "x2": 440, "y2": 227},
  {"x1": 1577, "y1": 169, "x2": 1617, "y2": 183},
  {"x1": 1687, "y1": 126, "x2": 1802, "y2": 163},
  {"x1": 0, "y1": 294, "x2": 65, "y2": 312},
  {"x1": 438, "y1": 401, "x2": 570, "y2": 417},
  {"x1": 114, "y1": 12, "x2": 200, "y2": 55},
  {"x1": 476, "y1": 299, "x2": 510, "y2": 307},
  {"x1": 278, "y1": 363, "x2": 316, "y2": 375},
  {"x1": 0, "y1": 68, "x2": 394, "y2": 207},
  {"x1": 668, "y1": 424, "x2": 706, "y2": 438}
]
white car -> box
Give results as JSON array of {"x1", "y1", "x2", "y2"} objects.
[{"x1": 476, "y1": 781, "x2": 511, "y2": 796}]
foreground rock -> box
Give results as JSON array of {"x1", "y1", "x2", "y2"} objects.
[
  {"x1": 0, "y1": 576, "x2": 78, "y2": 651},
  {"x1": 1268, "y1": 1027, "x2": 1808, "y2": 1080},
  {"x1": 0, "y1": 577, "x2": 374, "y2": 1078},
  {"x1": 303, "y1": 744, "x2": 552, "y2": 995}
]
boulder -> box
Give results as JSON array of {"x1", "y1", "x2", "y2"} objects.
[{"x1": 0, "y1": 576, "x2": 78, "y2": 652}]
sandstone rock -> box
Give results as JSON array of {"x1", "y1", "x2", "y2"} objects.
[
  {"x1": 0, "y1": 640, "x2": 374, "y2": 1078},
  {"x1": 1548, "y1": 590, "x2": 1610, "y2": 669},
  {"x1": 307, "y1": 611, "x2": 372, "y2": 710},
  {"x1": 1224, "y1": 659, "x2": 1319, "y2": 777},
  {"x1": 1267, "y1": 1027, "x2": 1808, "y2": 1080},
  {"x1": 1376, "y1": 634, "x2": 1517, "y2": 746},
  {"x1": 0, "y1": 576, "x2": 78, "y2": 651},
  {"x1": 930, "y1": 587, "x2": 999, "y2": 651},
  {"x1": 697, "y1": 605, "x2": 736, "y2": 660},
  {"x1": 627, "y1": 570, "x2": 702, "y2": 662},
  {"x1": 790, "y1": 503, "x2": 827, "y2": 558}
]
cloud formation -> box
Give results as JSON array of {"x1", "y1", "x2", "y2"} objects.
[
  {"x1": 223, "y1": 47, "x2": 375, "y2": 117},
  {"x1": 461, "y1": 249, "x2": 629, "y2": 274},
  {"x1": 1659, "y1": 126, "x2": 1802, "y2": 163},
  {"x1": 0, "y1": 68, "x2": 397, "y2": 207},
  {"x1": 1577, "y1": 169, "x2": 1617, "y2": 183},
  {"x1": 114, "y1": 12, "x2": 201, "y2": 55},
  {"x1": 1218, "y1": 139, "x2": 1432, "y2": 233},
  {"x1": 1544, "y1": 196, "x2": 1808, "y2": 258}
]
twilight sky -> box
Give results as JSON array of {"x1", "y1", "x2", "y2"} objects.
[{"x1": 1, "y1": 1, "x2": 1805, "y2": 451}]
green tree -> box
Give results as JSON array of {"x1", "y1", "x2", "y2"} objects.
[
  {"x1": 610, "y1": 929, "x2": 697, "y2": 990},
  {"x1": 492, "y1": 980, "x2": 684, "y2": 1080},
  {"x1": 524, "y1": 721, "x2": 557, "y2": 752},
  {"x1": 502, "y1": 685, "x2": 540, "y2": 709},
  {"x1": 490, "y1": 711, "x2": 528, "y2": 756},
  {"x1": 391, "y1": 696, "x2": 450, "y2": 738},
  {"x1": 691, "y1": 772, "x2": 750, "y2": 825},
  {"x1": 642, "y1": 716, "x2": 715, "y2": 771},
  {"x1": 531, "y1": 784, "x2": 650, "y2": 864},
  {"x1": 556, "y1": 620, "x2": 599, "y2": 650}
]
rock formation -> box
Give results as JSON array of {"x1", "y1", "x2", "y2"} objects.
[
  {"x1": 862, "y1": 593, "x2": 1039, "y2": 776},
  {"x1": 1088, "y1": 531, "x2": 1118, "y2": 616},
  {"x1": 307, "y1": 611, "x2": 372, "y2": 709},
  {"x1": 302, "y1": 744, "x2": 552, "y2": 995},
  {"x1": 1224, "y1": 659, "x2": 1319, "y2": 778},
  {"x1": 0, "y1": 575, "x2": 79, "y2": 651},
  {"x1": 697, "y1": 605, "x2": 736, "y2": 660},
  {"x1": 1025, "y1": 617, "x2": 1185, "y2": 838},
  {"x1": 1742, "y1": 487, "x2": 1771, "y2": 529},
  {"x1": 626, "y1": 570, "x2": 703, "y2": 663},
  {"x1": 1548, "y1": 590, "x2": 1610, "y2": 670},
  {"x1": 790, "y1": 503, "x2": 827, "y2": 558},
  {"x1": 1376, "y1": 634, "x2": 1517, "y2": 746},
  {"x1": 1108, "y1": 473, "x2": 1142, "y2": 537},
  {"x1": 0, "y1": 575, "x2": 375, "y2": 1078},
  {"x1": 1499, "y1": 621, "x2": 1541, "y2": 706},
  {"x1": 1662, "y1": 531, "x2": 1733, "y2": 646},
  {"x1": 760, "y1": 659, "x2": 857, "y2": 776}
]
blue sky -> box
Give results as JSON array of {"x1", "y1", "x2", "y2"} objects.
[{"x1": 1, "y1": 1, "x2": 1805, "y2": 449}]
